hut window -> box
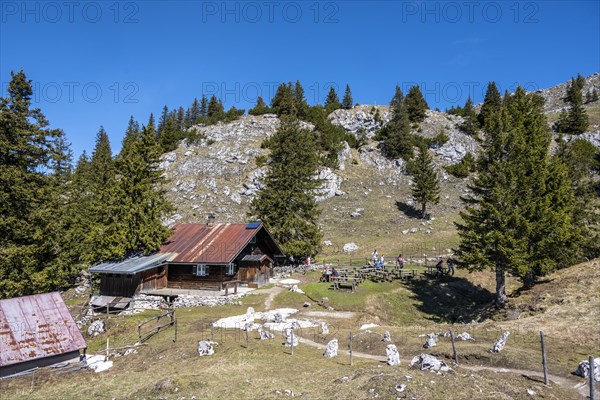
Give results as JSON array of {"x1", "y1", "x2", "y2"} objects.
[
  {"x1": 194, "y1": 264, "x2": 209, "y2": 277},
  {"x1": 225, "y1": 263, "x2": 236, "y2": 276}
]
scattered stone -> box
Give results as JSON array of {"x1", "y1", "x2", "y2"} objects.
[
  {"x1": 395, "y1": 384, "x2": 407, "y2": 393},
  {"x1": 87, "y1": 320, "x2": 105, "y2": 337},
  {"x1": 289, "y1": 285, "x2": 304, "y2": 294},
  {"x1": 303, "y1": 302, "x2": 311, "y2": 308},
  {"x1": 323, "y1": 339, "x2": 338, "y2": 358},
  {"x1": 123, "y1": 348, "x2": 137, "y2": 356},
  {"x1": 491, "y1": 331, "x2": 510, "y2": 353},
  {"x1": 320, "y1": 322, "x2": 329, "y2": 335},
  {"x1": 323, "y1": 240, "x2": 333, "y2": 246},
  {"x1": 273, "y1": 312, "x2": 283, "y2": 323},
  {"x1": 423, "y1": 333, "x2": 438, "y2": 349},
  {"x1": 350, "y1": 212, "x2": 361, "y2": 218},
  {"x1": 284, "y1": 328, "x2": 299, "y2": 348},
  {"x1": 409, "y1": 354, "x2": 452, "y2": 372},
  {"x1": 198, "y1": 340, "x2": 216, "y2": 356},
  {"x1": 386, "y1": 344, "x2": 400, "y2": 366},
  {"x1": 343, "y1": 242, "x2": 359, "y2": 253},
  {"x1": 258, "y1": 327, "x2": 274, "y2": 340},
  {"x1": 526, "y1": 389, "x2": 537, "y2": 396},
  {"x1": 456, "y1": 332, "x2": 475, "y2": 341},
  {"x1": 575, "y1": 357, "x2": 600, "y2": 381},
  {"x1": 383, "y1": 331, "x2": 391, "y2": 342}
]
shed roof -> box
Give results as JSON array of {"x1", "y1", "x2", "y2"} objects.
[
  {"x1": 160, "y1": 223, "x2": 279, "y2": 264},
  {"x1": 0, "y1": 292, "x2": 87, "y2": 368},
  {"x1": 88, "y1": 252, "x2": 174, "y2": 275}
]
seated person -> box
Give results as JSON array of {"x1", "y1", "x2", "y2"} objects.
[
  {"x1": 435, "y1": 259, "x2": 444, "y2": 276},
  {"x1": 331, "y1": 267, "x2": 339, "y2": 278}
]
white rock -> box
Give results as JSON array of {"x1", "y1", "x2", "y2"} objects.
[
  {"x1": 386, "y1": 344, "x2": 401, "y2": 366},
  {"x1": 198, "y1": 340, "x2": 216, "y2": 356},
  {"x1": 343, "y1": 242, "x2": 359, "y2": 253},
  {"x1": 323, "y1": 339, "x2": 338, "y2": 358},
  {"x1": 491, "y1": 331, "x2": 510, "y2": 353},
  {"x1": 409, "y1": 354, "x2": 452, "y2": 372},
  {"x1": 87, "y1": 320, "x2": 105, "y2": 337}
]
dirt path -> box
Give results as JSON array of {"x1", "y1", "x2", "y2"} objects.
[
  {"x1": 298, "y1": 336, "x2": 589, "y2": 398},
  {"x1": 262, "y1": 286, "x2": 285, "y2": 310}
]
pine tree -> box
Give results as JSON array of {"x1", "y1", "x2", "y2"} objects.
[
  {"x1": 405, "y1": 85, "x2": 429, "y2": 123},
  {"x1": 390, "y1": 85, "x2": 404, "y2": 109},
  {"x1": 248, "y1": 96, "x2": 271, "y2": 115},
  {"x1": 342, "y1": 84, "x2": 353, "y2": 109},
  {"x1": 0, "y1": 70, "x2": 75, "y2": 296},
  {"x1": 190, "y1": 98, "x2": 201, "y2": 123},
  {"x1": 455, "y1": 87, "x2": 580, "y2": 305},
  {"x1": 294, "y1": 81, "x2": 309, "y2": 118},
  {"x1": 110, "y1": 123, "x2": 172, "y2": 257},
  {"x1": 478, "y1": 82, "x2": 502, "y2": 128},
  {"x1": 324, "y1": 86, "x2": 341, "y2": 112},
  {"x1": 378, "y1": 87, "x2": 413, "y2": 159},
  {"x1": 250, "y1": 117, "x2": 322, "y2": 258},
  {"x1": 158, "y1": 105, "x2": 169, "y2": 133},
  {"x1": 409, "y1": 145, "x2": 440, "y2": 218},
  {"x1": 207, "y1": 95, "x2": 221, "y2": 118},
  {"x1": 557, "y1": 75, "x2": 589, "y2": 134},
  {"x1": 200, "y1": 95, "x2": 208, "y2": 118},
  {"x1": 460, "y1": 97, "x2": 479, "y2": 135},
  {"x1": 122, "y1": 116, "x2": 140, "y2": 150},
  {"x1": 271, "y1": 83, "x2": 296, "y2": 116}
]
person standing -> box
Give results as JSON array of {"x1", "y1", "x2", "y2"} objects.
[{"x1": 396, "y1": 254, "x2": 404, "y2": 269}]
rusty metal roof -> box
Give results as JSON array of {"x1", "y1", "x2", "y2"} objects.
[
  {"x1": 0, "y1": 292, "x2": 86, "y2": 368},
  {"x1": 160, "y1": 223, "x2": 273, "y2": 264}
]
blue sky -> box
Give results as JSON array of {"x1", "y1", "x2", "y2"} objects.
[{"x1": 1, "y1": 1, "x2": 599, "y2": 158}]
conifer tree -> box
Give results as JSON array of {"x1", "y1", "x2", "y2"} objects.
[
  {"x1": 342, "y1": 84, "x2": 353, "y2": 109},
  {"x1": 122, "y1": 116, "x2": 140, "y2": 150},
  {"x1": 409, "y1": 145, "x2": 440, "y2": 218},
  {"x1": 557, "y1": 75, "x2": 589, "y2": 134},
  {"x1": 158, "y1": 105, "x2": 169, "y2": 133},
  {"x1": 455, "y1": 87, "x2": 580, "y2": 305},
  {"x1": 250, "y1": 117, "x2": 322, "y2": 257},
  {"x1": 249, "y1": 96, "x2": 271, "y2": 115},
  {"x1": 190, "y1": 98, "x2": 201, "y2": 123},
  {"x1": 390, "y1": 85, "x2": 404, "y2": 109},
  {"x1": 110, "y1": 123, "x2": 172, "y2": 257},
  {"x1": 200, "y1": 95, "x2": 208, "y2": 118},
  {"x1": 0, "y1": 70, "x2": 74, "y2": 296},
  {"x1": 378, "y1": 87, "x2": 413, "y2": 159},
  {"x1": 460, "y1": 97, "x2": 479, "y2": 135},
  {"x1": 271, "y1": 83, "x2": 297, "y2": 116},
  {"x1": 477, "y1": 82, "x2": 502, "y2": 128},
  {"x1": 294, "y1": 81, "x2": 309, "y2": 118},
  {"x1": 405, "y1": 85, "x2": 429, "y2": 123},
  {"x1": 324, "y1": 86, "x2": 341, "y2": 112}
]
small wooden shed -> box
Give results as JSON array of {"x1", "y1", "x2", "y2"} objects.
[{"x1": 0, "y1": 292, "x2": 87, "y2": 377}]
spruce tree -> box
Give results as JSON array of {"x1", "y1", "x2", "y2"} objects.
[
  {"x1": 557, "y1": 75, "x2": 589, "y2": 134},
  {"x1": 460, "y1": 97, "x2": 479, "y2": 136},
  {"x1": 200, "y1": 95, "x2": 208, "y2": 118},
  {"x1": 324, "y1": 86, "x2": 341, "y2": 112},
  {"x1": 110, "y1": 123, "x2": 172, "y2": 257},
  {"x1": 250, "y1": 117, "x2": 322, "y2": 258},
  {"x1": 0, "y1": 70, "x2": 74, "y2": 296},
  {"x1": 409, "y1": 145, "x2": 440, "y2": 218},
  {"x1": 455, "y1": 87, "x2": 580, "y2": 305},
  {"x1": 478, "y1": 82, "x2": 502, "y2": 128},
  {"x1": 294, "y1": 81, "x2": 309, "y2": 118},
  {"x1": 378, "y1": 87, "x2": 413, "y2": 159},
  {"x1": 271, "y1": 83, "x2": 296, "y2": 116},
  {"x1": 405, "y1": 85, "x2": 429, "y2": 123},
  {"x1": 342, "y1": 84, "x2": 353, "y2": 109},
  {"x1": 190, "y1": 98, "x2": 201, "y2": 123},
  {"x1": 249, "y1": 96, "x2": 271, "y2": 115}
]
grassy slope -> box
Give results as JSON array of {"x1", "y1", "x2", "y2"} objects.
[{"x1": 3, "y1": 261, "x2": 598, "y2": 399}]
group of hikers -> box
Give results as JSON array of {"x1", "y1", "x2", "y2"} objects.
[
  {"x1": 370, "y1": 249, "x2": 456, "y2": 276},
  {"x1": 370, "y1": 249, "x2": 405, "y2": 269}
]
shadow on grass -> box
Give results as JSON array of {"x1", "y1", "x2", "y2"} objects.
[
  {"x1": 395, "y1": 201, "x2": 423, "y2": 219},
  {"x1": 404, "y1": 275, "x2": 497, "y2": 323}
]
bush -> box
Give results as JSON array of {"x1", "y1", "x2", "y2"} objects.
[
  {"x1": 255, "y1": 155, "x2": 268, "y2": 167},
  {"x1": 445, "y1": 153, "x2": 476, "y2": 178}
]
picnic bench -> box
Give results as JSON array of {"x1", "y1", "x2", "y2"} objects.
[{"x1": 330, "y1": 276, "x2": 358, "y2": 292}]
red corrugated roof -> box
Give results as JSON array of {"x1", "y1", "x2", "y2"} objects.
[
  {"x1": 160, "y1": 223, "x2": 260, "y2": 264},
  {"x1": 0, "y1": 292, "x2": 86, "y2": 368}
]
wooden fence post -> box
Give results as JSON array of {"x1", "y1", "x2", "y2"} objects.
[
  {"x1": 590, "y1": 355, "x2": 596, "y2": 400},
  {"x1": 173, "y1": 319, "x2": 177, "y2": 343},
  {"x1": 137, "y1": 321, "x2": 141, "y2": 341},
  {"x1": 290, "y1": 327, "x2": 294, "y2": 356},
  {"x1": 211, "y1": 321, "x2": 214, "y2": 341},
  {"x1": 540, "y1": 331, "x2": 548, "y2": 385},
  {"x1": 450, "y1": 330, "x2": 458, "y2": 366},
  {"x1": 349, "y1": 331, "x2": 353, "y2": 366}
]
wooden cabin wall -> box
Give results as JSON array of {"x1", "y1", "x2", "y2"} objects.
[
  {"x1": 167, "y1": 264, "x2": 238, "y2": 290},
  {"x1": 99, "y1": 274, "x2": 139, "y2": 297}
]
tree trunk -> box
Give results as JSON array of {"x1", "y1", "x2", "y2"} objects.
[
  {"x1": 495, "y1": 266, "x2": 507, "y2": 307},
  {"x1": 421, "y1": 202, "x2": 427, "y2": 219},
  {"x1": 523, "y1": 272, "x2": 535, "y2": 288}
]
